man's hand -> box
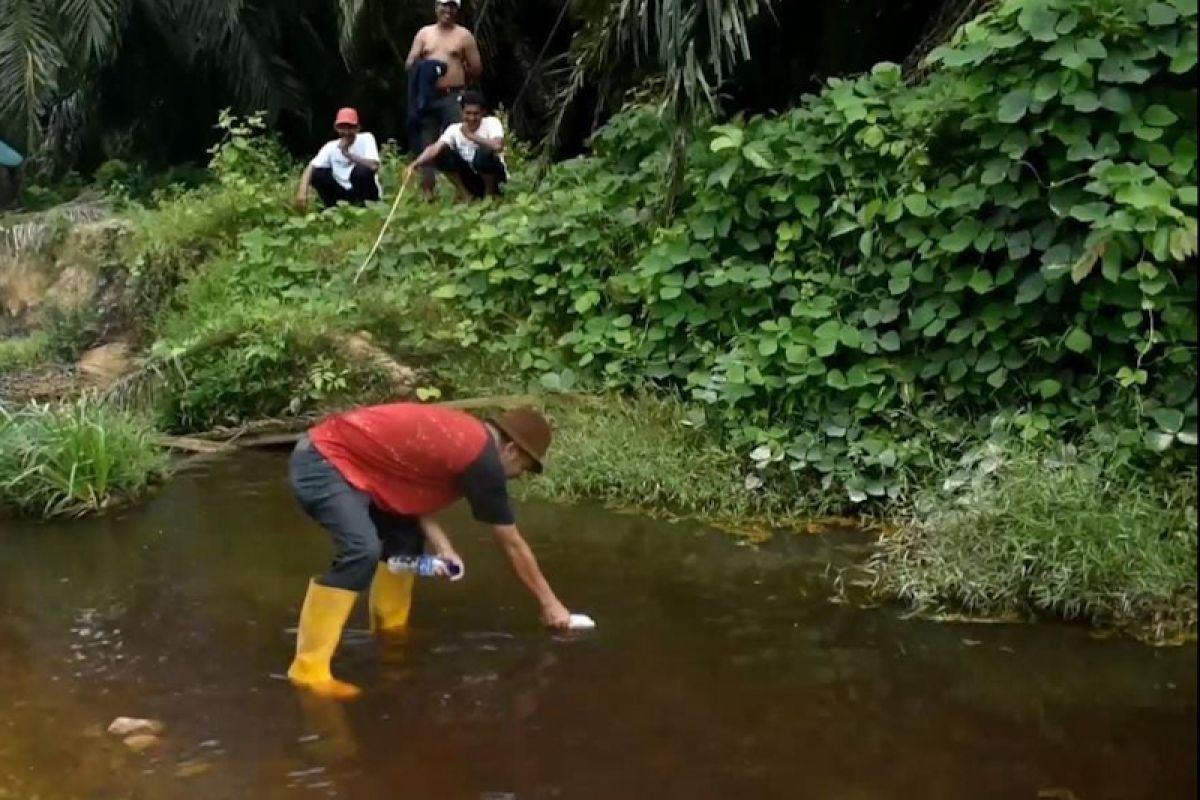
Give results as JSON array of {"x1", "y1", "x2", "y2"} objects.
[
  {"x1": 541, "y1": 600, "x2": 571, "y2": 630},
  {"x1": 294, "y1": 190, "x2": 309, "y2": 210},
  {"x1": 338, "y1": 134, "x2": 355, "y2": 156},
  {"x1": 435, "y1": 550, "x2": 465, "y2": 581}
]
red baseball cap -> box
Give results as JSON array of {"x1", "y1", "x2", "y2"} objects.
[{"x1": 334, "y1": 107, "x2": 360, "y2": 126}]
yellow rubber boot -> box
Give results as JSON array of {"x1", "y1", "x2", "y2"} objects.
[
  {"x1": 369, "y1": 563, "x2": 414, "y2": 634},
  {"x1": 287, "y1": 579, "x2": 362, "y2": 700}
]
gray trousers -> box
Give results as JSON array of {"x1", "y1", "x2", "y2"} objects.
[
  {"x1": 418, "y1": 92, "x2": 464, "y2": 186},
  {"x1": 289, "y1": 435, "x2": 424, "y2": 591}
]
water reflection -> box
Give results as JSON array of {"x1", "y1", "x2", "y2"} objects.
[{"x1": 0, "y1": 451, "x2": 1195, "y2": 799}]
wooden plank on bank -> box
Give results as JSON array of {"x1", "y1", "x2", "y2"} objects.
[
  {"x1": 157, "y1": 435, "x2": 234, "y2": 454},
  {"x1": 157, "y1": 395, "x2": 558, "y2": 453}
]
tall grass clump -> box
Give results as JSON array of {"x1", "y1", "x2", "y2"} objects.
[
  {"x1": 0, "y1": 400, "x2": 167, "y2": 517},
  {"x1": 0, "y1": 333, "x2": 49, "y2": 374},
  {"x1": 867, "y1": 442, "x2": 1198, "y2": 638}
]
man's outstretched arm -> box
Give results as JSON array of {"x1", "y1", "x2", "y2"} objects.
[{"x1": 492, "y1": 523, "x2": 570, "y2": 629}]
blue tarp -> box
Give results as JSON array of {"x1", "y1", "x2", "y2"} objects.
[{"x1": 0, "y1": 139, "x2": 23, "y2": 168}]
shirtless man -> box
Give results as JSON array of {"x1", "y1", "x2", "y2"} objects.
[{"x1": 406, "y1": 0, "x2": 483, "y2": 201}]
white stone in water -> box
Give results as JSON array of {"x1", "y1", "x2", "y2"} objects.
[
  {"x1": 568, "y1": 613, "x2": 596, "y2": 630},
  {"x1": 107, "y1": 717, "x2": 164, "y2": 737}
]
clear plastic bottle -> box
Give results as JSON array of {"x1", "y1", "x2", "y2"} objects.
[{"x1": 385, "y1": 555, "x2": 462, "y2": 579}]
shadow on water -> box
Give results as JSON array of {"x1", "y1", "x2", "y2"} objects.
[{"x1": 0, "y1": 452, "x2": 1195, "y2": 799}]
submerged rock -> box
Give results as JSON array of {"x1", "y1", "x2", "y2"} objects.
[
  {"x1": 122, "y1": 733, "x2": 161, "y2": 752},
  {"x1": 107, "y1": 717, "x2": 164, "y2": 737}
]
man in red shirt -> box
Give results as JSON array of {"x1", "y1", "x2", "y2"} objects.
[{"x1": 286, "y1": 403, "x2": 572, "y2": 699}]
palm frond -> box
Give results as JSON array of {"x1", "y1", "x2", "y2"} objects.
[
  {"x1": 59, "y1": 0, "x2": 122, "y2": 63},
  {"x1": 336, "y1": 0, "x2": 369, "y2": 60},
  {"x1": 548, "y1": 0, "x2": 765, "y2": 138},
  {"x1": 140, "y1": 0, "x2": 304, "y2": 115},
  {"x1": 0, "y1": 0, "x2": 66, "y2": 149}
]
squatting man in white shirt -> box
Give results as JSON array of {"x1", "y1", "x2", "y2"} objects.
[
  {"x1": 405, "y1": 90, "x2": 508, "y2": 201},
  {"x1": 296, "y1": 107, "x2": 382, "y2": 209}
]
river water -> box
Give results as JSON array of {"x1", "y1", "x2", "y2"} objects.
[{"x1": 0, "y1": 452, "x2": 1195, "y2": 799}]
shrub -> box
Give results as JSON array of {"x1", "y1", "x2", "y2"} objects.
[
  {"x1": 413, "y1": 0, "x2": 1197, "y2": 504},
  {"x1": 866, "y1": 440, "x2": 1198, "y2": 636},
  {"x1": 0, "y1": 399, "x2": 167, "y2": 517}
]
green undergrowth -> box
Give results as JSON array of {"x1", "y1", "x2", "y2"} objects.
[
  {"x1": 0, "y1": 400, "x2": 166, "y2": 517},
  {"x1": 3, "y1": 0, "x2": 1191, "y2": 634},
  {"x1": 867, "y1": 443, "x2": 1197, "y2": 637},
  {"x1": 0, "y1": 334, "x2": 49, "y2": 375},
  {"x1": 513, "y1": 394, "x2": 811, "y2": 529}
]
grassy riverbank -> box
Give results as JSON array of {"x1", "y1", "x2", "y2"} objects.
[{"x1": 1, "y1": 0, "x2": 1195, "y2": 637}]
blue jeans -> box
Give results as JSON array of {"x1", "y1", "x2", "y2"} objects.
[{"x1": 289, "y1": 435, "x2": 424, "y2": 591}]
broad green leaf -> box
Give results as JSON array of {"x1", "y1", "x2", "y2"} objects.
[
  {"x1": 1064, "y1": 327, "x2": 1093, "y2": 353},
  {"x1": 1144, "y1": 430, "x2": 1175, "y2": 452},
  {"x1": 1017, "y1": 5, "x2": 1060, "y2": 41},
  {"x1": 690, "y1": 215, "x2": 716, "y2": 240},
  {"x1": 997, "y1": 89, "x2": 1034, "y2": 123},
  {"x1": 1036, "y1": 379, "x2": 1062, "y2": 399},
  {"x1": 1069, "y1": 202, "x2": 1110, "y2": 223},
  {"x1": 1033, "y1": 72, "x2": 1061, "y2": 102},
  {"x1": 1146, "y1": 2, "x2": 1181, "y2": 25},
  {"x1": 1170, "y1": 40, "x2": 1198, "y2": 73},
  {"x1": 861, "y1": 126, "x2": 885, "y2": 148},
  {"x1": 573, "y1": 290, "x2": 601, "y2": 313},
  {"x1": 795, "y1": 195, "x2": 820, "y2": 217},
  {"x1": 1099, "y1": 54, "x2": 1152, "y2": 83},
  {"x1": 814, "y1": 320, "x2": 841, "y2": 341},
  {"x1": 1076, "y1": 38, "x2": 1108, "y2": 60},
  {"x1": 1099, "y1": 87, "x2": 1132, "y2": 113},
  {"x1": 1150, "y1": 407, "x2": 1185, "y2": 433},
  {"x1": 1071, "y1": 246, "x2": 1102, "y2": 283},
  {"x1": 1142, "y1": 104, "x2": 1179, "y2": 127},
  {"x1": 910, "y1": 303, "x2": 937, "y2": 330},
  {"x1": 940, "y1": 220, "x2": 981, "y2": 253},
  {"x1": 878, "y1": 331, "x2": 901, "y2": 352},
  {"x1": 743, "y1": 142, "x2": 774, "y2": 169},
  {"x1": 975, "y1": 351, "x2": 1001, "y2": 373},
  {"x1": 1146, "y1": 143, "x2": 1174, "y2": 167},
  {"x1": 903, "y1": 194, "x2": 931, "y2": 217},
  {"x1": 1016, "y1": 272, "x2": 1046, "y2": 304},
  {"x1": 968, "y1": 270, "x2": 995, "y2": 294},
  {"x1": 1065, "y1": 91, "x2": 1100, "y2": 112}
]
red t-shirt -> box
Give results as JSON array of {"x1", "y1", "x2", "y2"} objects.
[{"x1": 309, "y1": 403, "x2": 491, "y2": 517}]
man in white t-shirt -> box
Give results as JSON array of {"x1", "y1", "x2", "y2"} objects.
[
  {"x1": 296, "y1": 107, "x2": 381, "y2": 209},
  {"x1": 405, "y1": 91, "x2": 507, "y2": 201}
]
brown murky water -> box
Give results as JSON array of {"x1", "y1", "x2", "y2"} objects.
[{"x1": 0, "y1": 452, "x2": 1195, "y2": 800}]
